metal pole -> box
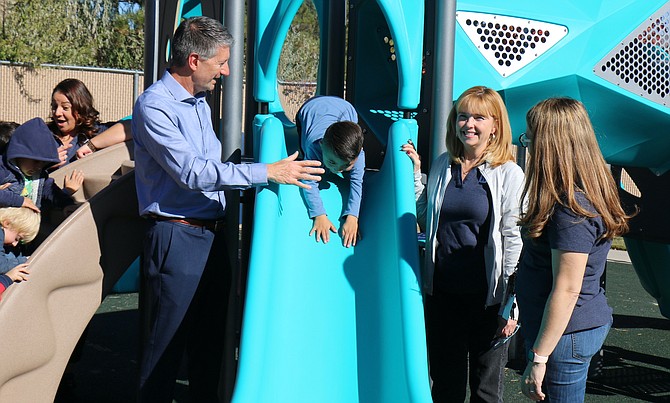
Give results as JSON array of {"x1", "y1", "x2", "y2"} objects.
[
  {"x1": 323, "y1": 0, "x2": 345, "y2": 97},
  {"x1": 220, "y1": 1, "x2": 246, "y2": 401},
  {"x1": 133, "y1": 72, "x2": 140, "y2": 104},
  {"x1": 429, "y1": 0, "x2": 456, "y2": 163},
  {"x1": 221, "y1": 0, "x2": 244, "y2": 160},
  {"x1": 143, "y1": 0, "x2": 160, "y2": 89}
]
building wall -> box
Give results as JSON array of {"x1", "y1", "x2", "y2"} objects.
[
  {"x1": 1, "y1": 64, "x2": 142, "y2": 125},
  {"x1": 1, "y1": 63, "x2": 316, "y2": 128}
]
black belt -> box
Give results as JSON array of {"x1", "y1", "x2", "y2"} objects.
[{"x1": 147, "y1": 214, "x2": 225, "y2": 232}]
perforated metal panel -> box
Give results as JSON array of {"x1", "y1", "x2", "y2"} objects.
[
  {"x1": 369, "y1": 109, "x2": 418, "y2": 121},
  {"x1": 456, "y1": 11, "x2": 568, "y2": 77},
  {"x1": 595, "y1": 4, "x2": 670, "y2": 106}
]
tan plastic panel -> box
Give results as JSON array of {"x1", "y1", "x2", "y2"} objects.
[
  {"x1": 50, "y1": 141, "x2": 135, "y2": 204},
  {"x1": 0, "y1": 141, "x2": 146, "y2": 401}
]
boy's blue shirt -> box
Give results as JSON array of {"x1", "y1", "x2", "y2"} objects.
[
  {"x1": 0, "y1": 118, "x2": 73, "y2": 209},
  {"x1": 0, "y1": 227, "x2": 27, "y2": 275},
  {"x1": 298, "y1": 96, "x2": 365, "y2": 218}
]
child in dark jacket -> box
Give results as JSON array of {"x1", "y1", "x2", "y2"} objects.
[
  {"x1": 0, "y1": 207, "x2": 39, "y2": 299},
  {"x1": 0, "y1": 118, "x2": 83, "y2": 213},
  {"x1": 0, "y1": 207, "x2": 40, "y2": 274}
]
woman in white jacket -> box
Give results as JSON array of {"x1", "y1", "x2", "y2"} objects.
[{"x1": 403, "y1": 86, "x2": 524, "y2": 402}]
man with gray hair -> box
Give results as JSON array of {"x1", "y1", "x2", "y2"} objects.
[{"x1": 132, "y1": 16, "x2": 324, "y2": 401}]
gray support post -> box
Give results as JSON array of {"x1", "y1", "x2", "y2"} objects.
[
  {"x1": 143, "y1": 0, "x2": 160, "y2": 89},
  {"x1": 322, "y1": 1, "x2": 346, "y2": 97},
  {"x1": 133, "y1": 72, "x2": 140, "y2": 104},
  {"x1": 429, "y1": 0, "x2": 456, "y2": 162},
  {"x1": 220, "y1": 1, "x2": 247, "y2": 401},
  {"x1": 221, "y1": 0, "x2": 245, "y2": 160}
]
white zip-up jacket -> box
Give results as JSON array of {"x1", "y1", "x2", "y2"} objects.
[{"x1": 414, "y1": 153, "x2": 524, "y2": 315}]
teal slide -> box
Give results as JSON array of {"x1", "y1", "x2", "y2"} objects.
[{"x1": 231, "y1": 115, "x2": 432, "y2": 402}]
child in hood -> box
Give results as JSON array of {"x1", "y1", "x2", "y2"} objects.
[{"x1": 0, "y1": 118, "x2": 83, "y2": 213}]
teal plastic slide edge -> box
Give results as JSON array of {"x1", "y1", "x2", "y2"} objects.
[
  {"x1": 377, "y1": 0, "x2": 425, "y2": 109},
  {"x1": 232, "y1": 115, "x2": 431, "y2": 402},
  {"x1": 254, "y1": 0, "x2": 304, "y2": 103}
]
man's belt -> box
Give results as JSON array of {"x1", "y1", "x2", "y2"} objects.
[{"x1": 147, "y1": 214, "x2": 225, "y2": 232}]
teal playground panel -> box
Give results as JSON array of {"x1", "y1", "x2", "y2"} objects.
[
  {"x1": 452, "y1": 0, "x2": 670, "y2": 317},
  {"x1": 453, "y1": 0, "x2": 670, "y2": 172}
]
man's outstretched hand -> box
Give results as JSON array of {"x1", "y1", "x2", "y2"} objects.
[{"x1": 267, "y1": 151, "x2": 324, "y2": 189}]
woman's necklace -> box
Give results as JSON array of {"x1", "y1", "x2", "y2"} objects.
[
  {"x1": 57, "y1": 133, "x2": 75, "y2": 146},
  {"x1": 461, "y1": 155, "x2": 482, "y2": 180}
]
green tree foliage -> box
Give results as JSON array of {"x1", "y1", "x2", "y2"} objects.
[
  {"x1": 0, "y1": 0, "x2": 144, "y2": 70},
  {"x1": 278, "y1": 0, "x2": 320, "y2": 82}
]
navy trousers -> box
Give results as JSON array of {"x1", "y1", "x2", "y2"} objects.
[
  {"x1": 138, "y1": 220, "x2": 231, "y2": 403},
  {"x1": 425, "y1": 292, "x2": 508, "y2": 403}
]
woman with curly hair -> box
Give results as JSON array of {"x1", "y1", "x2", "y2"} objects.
[
  {"x1": 49, "y1": 78, "x2": 131, "y2": 169},
  {"x1": 516, "y1": 97, "x2": 630, "y2": 402}
]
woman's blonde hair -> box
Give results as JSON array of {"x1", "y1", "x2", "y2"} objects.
[
  {"x1": 519, "y1": 97, "x2": 629, "y2": 239},
  {"x1": 0, "y1": 207, "x2": 40, "y2": 243},
  {"x1": 446, "y1": 86, "x2": 515, "y2": 167}
]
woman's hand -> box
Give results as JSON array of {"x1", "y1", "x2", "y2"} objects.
[
  {"x1": 521, "y1": 362, "x2": 547, "y2": 400},
  {"x1": 497, "y1": 316, "x2": 519, "y2": 338},
  {"x1": 401, "y1": 139, "x2": 421, "y2": 172},
  {"x1": 52, "y1": 143, "x2": 73, "y2": 170},
  {"x1": 76, "y1": 143, "x2": 94, "y2": 159}
]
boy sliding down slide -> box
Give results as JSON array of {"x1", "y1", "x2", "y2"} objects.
[{"x1": 296, "y1": 96, "x2": 365, "y2": 248}]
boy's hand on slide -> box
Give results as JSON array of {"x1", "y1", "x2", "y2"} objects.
[
  {"x1": 7, "y1": 262, "x2": 30, "y2": 283},
  {"x1": 64, "y1": 170, "x2": 85, "y2": 195},
  {"x1": 310, "y1": 214, "x2": 336, "y2": 243},
  {"x1": 340, "y1": 215, "x2": 359, "y2": 248}
]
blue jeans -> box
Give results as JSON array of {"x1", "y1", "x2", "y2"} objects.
[{"x1": 529, "y1": 323, "x2": 611, "y2": 402}]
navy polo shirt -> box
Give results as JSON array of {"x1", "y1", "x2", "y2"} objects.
[
  {"x1": 517, "y1": 192, "x2": 613, "y2": 342},
  {"x1": 433, "y1": 164, "x2": 491, "y2": 296}
]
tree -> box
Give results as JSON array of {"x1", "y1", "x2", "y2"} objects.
[
  {"x1": 278, "y1": 0, "x2": 319, "y2": 83},
  {"x1": 0, "y1": 0, "x2": 144, "y2": 70}
]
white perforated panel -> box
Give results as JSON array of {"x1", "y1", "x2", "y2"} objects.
[
  {"x1": 594, "y1": 4, "x2": 670, "y2": 106},
  {"x1": 456, "y1": 11, "x2": 568, "y2": 77}
]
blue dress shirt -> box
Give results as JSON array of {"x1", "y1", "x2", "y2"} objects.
[{"x1": 132, "y1": 71, "x2": 267, "y2": 219}]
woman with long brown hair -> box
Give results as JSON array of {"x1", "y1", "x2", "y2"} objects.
[
  {"x1": 49, "y1": 78, "x2": 131, "y2": 168},
  {"x1": 516, "y1": 97, "x2": 629, "y2": 401}
]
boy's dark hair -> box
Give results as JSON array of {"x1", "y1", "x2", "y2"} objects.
[
  {"x1": 0, "y1": 121, "x2": 18, "y2": 155},
  {"x1": 322, "y1": 121, "x2": 364, "y2": 163}
]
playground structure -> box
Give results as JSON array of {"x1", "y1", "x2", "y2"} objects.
[
  {"x1": 0, "y1": 0, "x2": 668, "y2": 401},
  {"x1": 449, "y1": 0, "x2": 670, "y2": 318}
]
